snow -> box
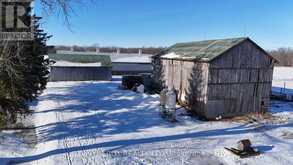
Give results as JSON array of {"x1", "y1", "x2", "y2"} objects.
[
  {"x1": 55, "y1": 50, "x2": 153, "y2": 63},
  {"x1": 52, "y1": 61, "x2": 102, "y2": 67},
  {"x1": 112, "y1": 56, "x2": 151, "y2": 63},
  {"x1": 161, "y1": 52, "x2": 181, "y2": 59},
  {"x1": 273, "y1": 67, "x2": 293, "y2": 95},
  {"x1": 273, "y1": 67, "x2": 293, "y2": 81},
  {"x1": 160, "y1": 52, "x2": 209, "y2": 61},
  {"x1": 111, "y1": 55, "x2": 152, "y2": 63},
  {"x1": 0, "y1": 67, "x2": 293, "y2": 164}
]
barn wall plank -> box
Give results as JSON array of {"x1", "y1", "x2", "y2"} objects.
[
  {"x1": 206, "y1": 40, "x2": 274, "y2": 118},
  {"x1": 154, "y1": 39, "x2": 275, "y2": 119}
]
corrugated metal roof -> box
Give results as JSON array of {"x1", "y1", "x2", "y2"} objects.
[{"x1": 161, "y1": 37, "x2": 248, "y2": 61}]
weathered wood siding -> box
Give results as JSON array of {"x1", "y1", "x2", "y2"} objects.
[
  {"x1": 206, "y1": 40, "x2": 274, "y2": 119},
  {"x1": 155, "y1": 58, "x2": 209, "y2": 116},
  {"x1": 152, "y1": 39, "x2": 275, "y2": 120},
  {"x1": 50, "y1": 66, "x2": 112, "y2": 82}
]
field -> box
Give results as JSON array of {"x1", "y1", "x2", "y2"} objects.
[
  {"x1": 273, "y1": 67, "x2": 293, "y2": 94},
  {"x1": 0, "y1": 67, "x2": 293, "y2": 165}
]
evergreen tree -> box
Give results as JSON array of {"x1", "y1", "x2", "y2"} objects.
[{"x1": 0, "y1": 16, "x2": 50, "y2": 124}]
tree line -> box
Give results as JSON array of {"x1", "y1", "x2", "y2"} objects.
[
  {"x1": 53, "y1": 46, "x2": 164, "y2": 55},
  {"x1": 269, "y1": 48, "x2": 293, "y2": 66}
]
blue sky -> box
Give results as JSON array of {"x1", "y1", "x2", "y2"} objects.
[{"x1": 34, "y1": 0, "x2": 293, "y2": 49}]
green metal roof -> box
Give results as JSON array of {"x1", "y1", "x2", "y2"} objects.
[
  {"x1": 48, "y1": 54, "x2": 112, "y2": 66},
  {"x1": 160, "y1": 37, "x2": 248, "y2": 61}
]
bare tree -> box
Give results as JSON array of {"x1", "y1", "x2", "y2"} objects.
[
  {"x1": 270, "y1": 48, "x2": 293, "y2": 66},
  {"x1": 39, "y1": 0, "x2": 95, "y2": 25}
]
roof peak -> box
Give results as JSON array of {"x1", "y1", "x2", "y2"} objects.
[
  {"x1": 174, "y1": 37, "x2": 249, "y2": 46},
  {"x1": 160, "y1": 37, "x2": 250, "y2": 61}
]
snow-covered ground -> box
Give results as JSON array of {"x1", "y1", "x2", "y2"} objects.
[
  {"x1": 111, "y1": 54, "x2": 152, "y2": 63},
  {"x1": 273, "y1": 67, "x2": 293, "y2": 94},
  {"x1": 0, "y1": 67, "x2": 293, "y2": 165}
]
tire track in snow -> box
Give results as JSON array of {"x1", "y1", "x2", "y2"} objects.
[
  {"x1": 55, "y1": 101, "x2": 73, "y2": 165},
  {"x1": 54, "y1": 99, "x2": 107, "y2": 164}
]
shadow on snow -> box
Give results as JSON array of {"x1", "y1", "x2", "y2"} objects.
[
  {"x1": 34, "y1": 81, "x2": 170, "y2": 142},
  {"x1": 1, "y1": 122, "x2": 289, "y2": 164},
  {"x1": 1, "y1": 81, "x2": 292, "y2": 163}
]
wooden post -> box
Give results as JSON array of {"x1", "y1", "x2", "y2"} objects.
[{"x1": 284, "y1": 82, "x2": 286, "y2": 94}]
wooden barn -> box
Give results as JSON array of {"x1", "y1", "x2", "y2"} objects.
[{"x1": 152, "y1": 37, "x2": 277, "y2": 119}]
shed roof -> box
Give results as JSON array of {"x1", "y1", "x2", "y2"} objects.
[
  {"x1": 156, "y1": 37, "x2": 273, "y2": 62},
  {"x1": 48, "y1": 54, "x2": 112, "y2": 66}
]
